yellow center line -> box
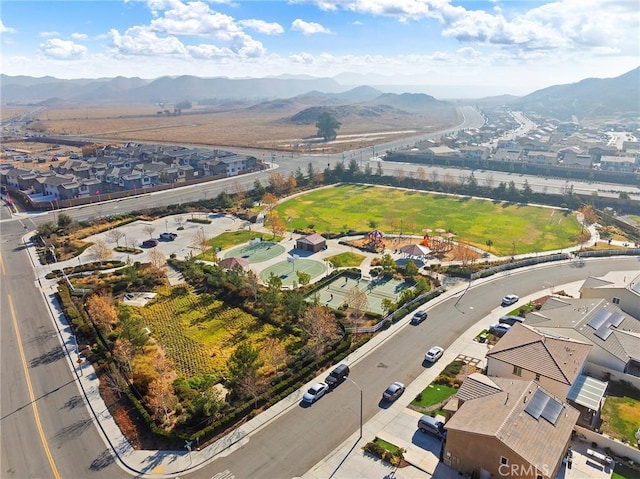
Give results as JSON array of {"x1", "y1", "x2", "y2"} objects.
[
  {"x1": 8, "y1": 294, "x2": 61, "y2": 479},
  {"x1": 0, "y1": 252, "x2": 5, "y2": 276}
]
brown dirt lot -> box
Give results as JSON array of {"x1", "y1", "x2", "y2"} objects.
[{"x1": 19, "y1": 103, "x2": 460, "y2": 155}]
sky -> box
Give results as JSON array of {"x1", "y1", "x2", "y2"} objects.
[{"x1": 1, "y1": 0, "x2": 639, "y2": 97}]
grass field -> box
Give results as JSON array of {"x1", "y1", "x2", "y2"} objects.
[
  {"x1": 325, "y1": 252, "x2": 366, "y2": 268},
  {"x1": 275, "y1": 184, "x2": 582, "y2": 255},
  {"x1": 411, "y1": 383, "x2": 458, "y2": 408},
  {"x1": 600, "y1": 383, "x2": 640, "y2": 445}
]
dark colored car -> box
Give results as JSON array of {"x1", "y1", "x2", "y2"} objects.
[
  {"x1": 489, "y1": 323, "x2": 511, "y2": 337},
  {"x1": 382, "y1": 382, "x2": 405, "y2": 402},
  {"x1": 326, "y1": 364, "x2": 350, "y2": 388},
  {"x1": 142, "y1": 239, "x2": 159, "y2": 247},
  {"x1": 160, "y1": 232, "x2": 178, "y2": 241},
  {"x1": 499, "y1": 315, "x2": 525, "y2": 326},
  {"x1": 411, "y1": 310, "x2": 428, "y2": 325}
]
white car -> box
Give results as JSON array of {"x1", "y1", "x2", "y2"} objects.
[
  {"x1": 303, "y1": 382, "x2": 329, "y2": 404},
  {"x1": 425, "y1": 346, "x2": 444, "y2": 363},
  {"x1": 501, "y1": 294, "x2": 519, "y2": 306}
]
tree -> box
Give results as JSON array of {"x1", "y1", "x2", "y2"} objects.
[
  {"x1": 404, "y1": 259, "x2": 418, "y2": 277},
  {"x1": 192, "y1": 228, "x2": 209, "y2": 255},
  {"x1": 57, "y1": 213, "x2": 73, "y2": 232},
  {"x1": 343, "y1": 287, "x2": 368, "y2": 328},
  {"x1": 300, "y1": 304, "x2": 339, "y2": 357},
  {"x1": 143, "y1": 225, "x2": 156, "y2": 239},
  {"x1": 296, "y1": 270, "x2": 311, "y2": 286},
  {"x1": 315, "y1": 112, "x2": 341, "y2": 141},
  {"x1": 262, "y1": 192, "x2": 278, "y2": 209},
  {"x1": 105, "y1": 229, "x2": 125, "y2": 247},
  {"x1": 148, "y1": 248, "x2": 166, "y2": 272},
  {"x1": 86, "y1": 294, "x2": 118, "y2": 332},
  {"x1": 267, "y1": 172, "x2": 287, "y2": 194},
  {"x1": 90, "y1": 239, "x2": 112, "y2": 264},
  {"x1": 578, "y1": 205, "x2": 598, "y2": 226},
  {"x1": 147, "y1": 370, "x2": 177, "y2": 424},
  {"x1": 227, "y1": 342, "x2": 263, "y2": 396},
  {"x1": 263, "y1": 337, "x2": 287, "y2": 374},
  {"x1": 379, "y1": 254, "x2": 396, "y2": 274},
  {"x1": 265, "y1": 210, "x2": 286, "y2": 238}
]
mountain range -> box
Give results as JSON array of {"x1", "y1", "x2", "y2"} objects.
[{"x1": 1, "y1": 67, "x2": 638, "y2": 122}]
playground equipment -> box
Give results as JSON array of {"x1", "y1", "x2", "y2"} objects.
[{"x1": 364, "y1": 230, "x2": 386, "y2": 252}]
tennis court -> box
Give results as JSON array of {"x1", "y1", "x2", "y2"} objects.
[
  {"x1": 259, "y1": 258, "x2": 327, "y2": 287},
  {"x1": 315, "y1": 274, "x2": 415, "y2": 315},
  {"x1": 224, "y1": 240, "x2": 285, "y2": 263}
]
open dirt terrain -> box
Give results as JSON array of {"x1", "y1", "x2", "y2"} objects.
[{"x1": 12, "y1": 101, "x2": 460, "y2": 154}]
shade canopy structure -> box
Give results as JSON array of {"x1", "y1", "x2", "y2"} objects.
[
  {"x1": 435, "y1": 228, "x2": 446, "y2": 233},
  {"x1": 219, "y1": 257, "x2": 250, "y2": 269},
  {"x1": 444, "y1": 232, "x2": 456, "y2": 239},
  {"x1": 400, "y1": 244, "x2": 431, "y2": 257}
]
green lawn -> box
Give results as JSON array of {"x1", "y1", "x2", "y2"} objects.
[
  {"x1": 411, "y1": 383, "x2": 458, "y2": 408},
  {"x1": 274, "y1": 184, "x2": 581, "y2": 255},
  {"x1": 197, "y1": 231, "x2": 283, "y2": 261},
  {"x1": 325, "y1": 252, "x2": 365, "y2": 268},
  {"x1": 600, "y1": 386, "x2": 640, "y2": 445},
  {"x1": 374, "y1": 437, "x2": 401, "y2": 454},
  {"x1": 612, "y1": 463, "x2": 640, "y2": 479}
]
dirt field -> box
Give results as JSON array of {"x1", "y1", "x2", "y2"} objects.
[{"x1": 14, "y1": 102, "x2": 460, "y2": 154}]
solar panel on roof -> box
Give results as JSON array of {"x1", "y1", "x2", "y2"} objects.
[
  {"x1": 524, "y1": 389, "x2": 549, "y2": 419},
  {"x1": 609, "y1": 313, "x2": 625, "y2": 328},
  {"x1": 595, "y1": 326, "x2": 614, "y2": 340},
  {"x1": 587, "y1": 310, "x2": 612, "y2": 330},
  {"x1": 541, "y1": 397, "x2": 564, "y2": 425}
]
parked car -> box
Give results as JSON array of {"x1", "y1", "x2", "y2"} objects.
[
  {"x1": 417, "y1": 415, "x2": 446, "y2": 437},
  {"x1": 160, "y1": 232, "x2": 178, "y2": 241},
  {"x1": 489, "y1": 323, "x2": 511, "y2": 337},
  {"x1": 501, "y1": 294, "x2": 519, "y2": 306},
  {"x1": 410, "y1": 310, "x2": 428, "y2": 325},
  {"x1": 325, "y1": 364, "x2": 350, "y2": 388},
  {"x1": 302, "y1": 382, "x2": 329, "y2": 404},
  {"x1": 425, "y1": 346, "x2": 444, "y2": 363},
  {"x1": 382, "y1": 382, "x2": 405, "y2": 402},
  {"x1": 499, "y1": 315, "x2": 525, "y2": 326},
  {"x1": 142, "y1": 239, "x2": 159, "y2": 247}
]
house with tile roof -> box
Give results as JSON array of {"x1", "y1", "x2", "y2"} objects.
[
  {"x1": 486, "y1": 323, "x2": 591, "y2": 399},
  {"x1": 443, "y1": 376, "x2": 578, "y2": 479},
  {"x1": 525, "y1": 297, "x2": 640, "y2": 378},
  {"x1": 579, "y1": 271, "x2": 640, "y2": 318}
]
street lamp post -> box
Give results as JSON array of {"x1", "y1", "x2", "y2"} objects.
[{"x1": 344, "y1": 376, "x2": 363, "y2": 440}]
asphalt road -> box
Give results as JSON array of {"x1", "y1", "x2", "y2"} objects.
[
  {"x1": 190, "y1": 257, "x2": 639, "y2": 479},
  {"x1": 0, "y1": 219, "x2": 120, "y2": 479}
]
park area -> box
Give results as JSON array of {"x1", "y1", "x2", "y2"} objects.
[{"x1": 275, "y1": 184, "x2": 582, "y2": 256}]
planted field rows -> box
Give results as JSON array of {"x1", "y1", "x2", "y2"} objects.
[{"x1": 134, "y1": 286, "x2": 271, "y2": 377}]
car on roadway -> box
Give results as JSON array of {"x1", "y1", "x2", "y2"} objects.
[
  {"x1": 499, "y1": 315, "x2": 525, "y2": 326},
  {"x1": 382, "y1": 382, "x2": 405, "y2": 402},
  {"x1": 303, "y1": 382, "x2": 329, "y2": 404},
  {"x1": 501, "y1": 294, "x2": 519, "y2": 306},
  {"x1": 325, "y1": 364, "x2": 350, "y2": 388},
  {"x1": 489, "y1": 323, "x2": 512, "y2": 337},
  {"x1": 160, "y1": 232, "x2": 178, "y2": 241},
  {"x1": 410, "y1": 310, "x2": 428, "y2": 325},
  {"x1": 142, "y1": 239, "x2": 159, "y2": 247},
  {"x1": 425, "y1": 346, "x2": 444, "y2": 363}
]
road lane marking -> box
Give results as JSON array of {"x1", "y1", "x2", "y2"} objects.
[
  {"x1": 8, "y1": 294, "x2": 61, "y2": 479},
  {"x1": 0, "y1": 252, "x2": 5, "y2": 276}
]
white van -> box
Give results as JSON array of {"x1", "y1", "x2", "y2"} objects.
[{"x1": 417, "y1": 415, "x2": 446, "y2": 438}]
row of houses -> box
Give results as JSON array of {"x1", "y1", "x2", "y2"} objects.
[
  {"x1": 0, "y1": 143, "x2": 262, "y2": 200},
  {"x1": 440, "y1": 270, "x2": 640, "y2": 478},
  {"x1": 420, "y1": 119, "x2": 640, "y2": 172}
]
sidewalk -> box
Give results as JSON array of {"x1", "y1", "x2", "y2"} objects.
[{"x1": 25, "y1": 216, "x2": 605, "y2": 478}]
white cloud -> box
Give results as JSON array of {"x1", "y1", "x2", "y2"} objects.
[
  {"x1": 0, "y1": 19, "x2": 16, "y2": 34},
  {"x1": 39, "y1": 38, "x2": 87, "y2": 60},
  {"x1": 239, "y1": 19, "x2": 284, "y2": 35},
  {"x1": 110, "y1": 26, "x2": 188, "y2": 56},
  {"x1": 291, "y1": 19, "x2": 332, "y2": 35},
  {"x1": 71, "y1": 33, "x2": 88, "y2": 40},
  {"x1": 40, "y1": 31, "x2": 60, "y2": 38}
]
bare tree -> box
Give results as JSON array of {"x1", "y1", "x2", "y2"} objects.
[
  {"x1": 300, "y1": 304, "x2": 339, "y2": 358},
  {"x1": 416, "y1": 167, "x2": 427, "y2": 182},
  {"x1": 105, "y1": 229, "x2": 125, "y2": 247},
  {"x1": 148, "y1": 248, "x2": 166, "y2": 273},
  {"x1": 483, "y1": 173, "x2": 495, "y2": 190},
  {"x1": 343, "y1": 287, "x2": 368, "y2": 328},
  {"x1": 451, "y1": 240, "x2": 478, "y2": 266},
  {"x1": 263, "y1": 337, "x2": 287, "y2": 374},
  {"x1": 90, "y1": 239, "x2": 112, "y2": 264},
  {"x1": 192, "y1": 228, "x2": 209, "y2": 255},
  {"x1": 265, "y1": 210, "x2": 286, "y2": 238},
  {"x1": 143, "y1": 225, "x2": 156, "y2": 239},
  {"x1": 429, "y1": 170, "x2": 439, "y2": 183},
  {"x1": 174, "y1": 215, "x2": 184, "y2": 228}
]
